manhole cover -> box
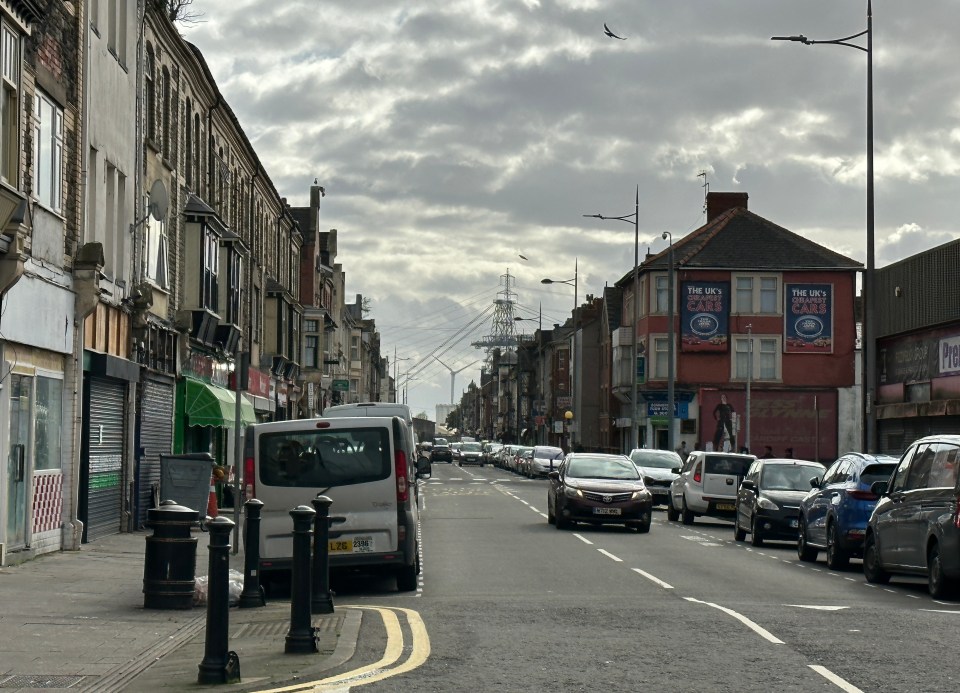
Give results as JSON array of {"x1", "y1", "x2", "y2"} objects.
[{"x1": 0, "y1": 674, "x2": 86, "y2": 689}]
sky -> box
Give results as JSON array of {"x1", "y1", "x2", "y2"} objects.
[{"x1": 186, "y1": 0, "x2": 960, "y2": 422}]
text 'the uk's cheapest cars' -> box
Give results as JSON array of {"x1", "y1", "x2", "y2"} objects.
[
  {"x1": 863, "y1": 436, "x2": 960, "y2": 598},
  {"x1": 547, "y1": 453, "x2": 653, "y2": 533}
]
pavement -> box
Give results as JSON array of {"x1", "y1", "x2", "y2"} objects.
[{"x1": 0, "y1": 523, "x2": 361, "y2": 692}]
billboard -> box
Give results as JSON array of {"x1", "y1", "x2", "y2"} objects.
[
  {"x1": 785, "y1": 284, "x2": 833, "y2": 353},
  {"x1": 681, "y1": 281, "x2": 729, "y2": 352}
]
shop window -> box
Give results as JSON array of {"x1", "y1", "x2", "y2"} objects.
[{"x1": 34, "y1": 375, "x2": 63, "y2": 471}]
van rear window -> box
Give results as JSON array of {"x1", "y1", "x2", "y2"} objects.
[
  {"x1": 259, "y1": 428, "x2": 390, "y2": 488},
  {"x1": 704, "y1": 456, "x2": 752, "y2": 476}
]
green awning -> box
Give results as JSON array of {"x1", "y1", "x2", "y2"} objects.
[{"x1": 183, "y1": 378, "x2": 256, "y2": 428}]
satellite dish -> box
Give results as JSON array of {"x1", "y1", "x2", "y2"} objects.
[{"x1": 148, "y1": 180, "x2": 169, "y2": 221}]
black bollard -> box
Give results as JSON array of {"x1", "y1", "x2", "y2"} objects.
[
  {"x1": 285, "y1": 505, "x2": 317, "y2": 654},
  {"x1": 197, "y1": 516, "x2": 241, "y2": 685},
  {"x1": 238, "y1": 498, "x2": 266, "y2": 608},
  {"x1": 311, "y1": 495, "x2": 335, "y2": 614}
]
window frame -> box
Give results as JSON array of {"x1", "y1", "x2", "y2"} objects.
[
  {"x1": 33, "y1": 90, "x2": 64, "y2": 212},
  {"x1": 732, "y1": 334, "x2": 781, "y2": 381},
  {"x1": 732, "y1": 273, "x2": 781, "y2": 315}
]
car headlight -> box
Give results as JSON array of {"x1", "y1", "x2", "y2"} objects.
[
  {"x1": 632, "y1": 489, "x2": 650, "y2": 500},
  {"x1": 757, "y1": 497, "x2": 780, "y2": 511},
  {"x1": 564, "y1": 486, "x2": 582, "y2": 498}
]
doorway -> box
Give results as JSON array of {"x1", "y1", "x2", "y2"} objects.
[{"x1": 6, "y1": 374, "x2": 31, "y2": 549}]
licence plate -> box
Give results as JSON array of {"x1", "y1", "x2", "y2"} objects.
[
  {"x1": 715, "y1": 503, "x2": 735, "y2": 512},
  {"x1": 329, "y1": 536, "x2": 374, "y2": 554},
  {"x1": 593, "y1": 507, "x2": 621, "y2": 516}
]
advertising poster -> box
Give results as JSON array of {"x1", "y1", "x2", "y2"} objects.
[
  {"x1": 785, "y1": 284, "x2": 833, "y2": 353},
  {"x1": 680, "y1": 281, "x2": 729, "y2": 352}
]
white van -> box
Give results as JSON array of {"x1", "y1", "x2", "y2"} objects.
[{"x1": 243, "y1": 415, "x2": 424, "y2": 591}]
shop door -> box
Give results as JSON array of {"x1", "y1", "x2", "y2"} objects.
[
  {"x1": 6, "y1": 374, "x2": 31, "y2": 549},
  {"x1": 81, "y1": 376, "x2": 125, "y2": 541}
]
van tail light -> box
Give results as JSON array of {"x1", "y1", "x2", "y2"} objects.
[
  {"x1": 848, "y1": 489, "x2": 878, "y2": 501},
  {"x1": 244, "y1": 455, "x2": 256, "y2": 500},
  {"x1": 693, "y1": 462, "x2": 702, "y2": 484},
  {"x1": 395, "y1": 449, "x2": 409, "y2": 502}
]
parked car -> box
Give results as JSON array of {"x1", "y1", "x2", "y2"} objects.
[
  {"x1": 547, "y1": 453, "x2": 653, "y2": 532},
  {"x1": 629, "y1": 449, "x2": 684, "y2": 507},
  {"x1": 734, "y1": 459, "x2": 825, "y2": 547},
  {"x1": 668, "y1": 450, "x2": 756, "y2": 524},
  {"x1": 450, "y1": 442, "x2": 463, "y2": 463},
  {"x1": 797, "y1": 452, "x2": 898, "y2": 568},
  {"x1": 528, "y1": 445, "x2": 564, "y2": 477},
  {"x1": 431, "y1": 438, "x2": 453, "y2": 463},
  {"x1": 864, "y1": 436, "x2": 960, "y2": 598},
  {"x1": 482, "y1": 442, "x2": 503, "y2": 465},
  {"x1": 513, "y1": 446, "x2": 534, "y2": 474},
  {"x1": 458, "y1": 441, "x2": 484, "y2": 466}
]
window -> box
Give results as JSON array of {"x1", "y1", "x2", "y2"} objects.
[
  {"x1": 890, "y1": 446, "x2": 916, "y2": 493},
  {"x1": 251, "y1": 285, "x2": 261, "y2": 344},
  {"x1": 350, "y1": 336, "x2": 360, "y2": 361},
  {"x1": 202, "y1": 228, "x2": 219, "y2": 311},
  {"x1": 1, "y1": 24, "x2": 20, "y2": 184},
  {"x1": 34, "y1": 376, "x2": 63, "y2": 471},
  {"x1": 653, "y1": 336, "x2": 669, "y2": 379},
  {"x1": 226, "y1": 251, "x2": 242, "y2": 324},
  {"x1": 304, "y1": 319, "x2": 319, "y2": 333},
  {"x1": 185, "y1": 100, "x2": 192, "y2": 187},
  {"x1": 733, "y1": 274, "x2": 780, "y2": 314},
  {"x1": 304, "y1": 335, "x2": 318, "y2": 369},
  {"x1": 928, "y1": 445, "x2": 960, "y2": 489},
  {"x1": 161, "y1": 67, "x2": 170, "y2": 159},
  {"x1": 144, "y1": 198, "x2": 167, "y2": 287},
  {"x1": 145, "y1": 45, "x2": 155, "y2": 142},
  {"x1": 906, "y1": 444, "x2": 936, "y2": 491},
  {"x1": 655, "y1": 275, "x2": 669, "y2": 313},
  {"x1": 34, "y1": 91, "x2": 64, "y2": 212},
  {"x1": 734, "y1": 335, "x2": 780, "y2": 381}
]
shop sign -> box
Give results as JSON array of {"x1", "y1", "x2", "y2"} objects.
[
  {"x1": 332, "y1": 379, "x2": 350, "y2": 392},
  {"x1": 247, "y1": 367, "x2": 270, "y2": 398}
]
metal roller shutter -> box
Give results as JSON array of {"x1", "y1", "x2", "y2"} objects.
[
  {"x1": 85, "y1": 377, "x2": 126, "y2": 541},
  {"x1": 136, "y1": 376, "x2": 174, "y2": 527}
]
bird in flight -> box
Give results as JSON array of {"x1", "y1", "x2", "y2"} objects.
[{"x1": 603, "y1": 23, "x2": 626, "y2": 40}]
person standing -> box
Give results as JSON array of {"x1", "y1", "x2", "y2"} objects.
[
  {"x1": 675, "y1": 440, "x2": 688, "y2": 458},
  {"x1": 762, "y1": 446, "x2": 774, "y2": 459},
  {"x1": 712, "y1": 393, "x2": 736, "y2": 451}
]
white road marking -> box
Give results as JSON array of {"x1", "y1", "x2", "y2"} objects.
[
  {"x1": 919, "y1": 608, "x2": 960, "y2": 614},
  {"x1": 632, "y1": 568, "x2": 674, "y2": 589},
  {"x1": 573, "y1": 533, "x2": 593, "y2": 545},
  {"x1": 683, "y1": 597, "x2": 784, "y2": 644},
  {"x1": 680, "y1": 535, "x2": 721, "y2": 547},
  {"x1": 809, "y1": 664, "x2": 865, "y2": 693},
  {"x1": 597, "y1": 549, "x2": 622, "y2": 562},
  {"x1": 844, "y1": 577, "x2": 856, "y2": 582},
  {"x1": 785, "y1": 605, "x2": 849, "y2": 611}
]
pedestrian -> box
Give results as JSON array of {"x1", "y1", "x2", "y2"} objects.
[
  {"x1": 762, "y1": 446, "x2": 774, "y2": 459},
  {"x1": 675, "y1": 440, "x2": 688, "y2": 458},
  {"x1": 712, "y1": 393, "x2": 736, "y2": 451},
  {"x1": 785, "y1": 447, "x2": 794, "y2": 458}
]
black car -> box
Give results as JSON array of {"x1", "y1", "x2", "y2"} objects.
[
  {"x1": 734, "y1": 459, "x2": 825, "y2": 546},
  {"x1": 864, "y1": 435, "x2": 960, "y2": 598},
  {"x1": 430, "y1": 437, "x2": 453, "y2": 463},
  {"x1": 547, "y1": 453, "x2": 653, "y2": 533}
]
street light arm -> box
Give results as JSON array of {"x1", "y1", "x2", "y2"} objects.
[
  {"x1": 583, "y1": 212, "x2": 636, "y2": 225},
  {"x1": 772, "y1": 30, "x2": 868, "y2": 53}
]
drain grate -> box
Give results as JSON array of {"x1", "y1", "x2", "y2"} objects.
[{"x1": 0, "y1": 674, "x2": 87, "y2": 689}]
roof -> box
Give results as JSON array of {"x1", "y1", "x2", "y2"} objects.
[{"x1": 603, "y1": 286, "x2": 623, "y2": 331}]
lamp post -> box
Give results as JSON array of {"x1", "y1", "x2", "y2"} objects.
[
  {"x1": 564, "y1": 410, "x2": 574, "y2": 453},
  {"x1": 542, "y1": 261, "x2": 578, "y2": 449},
  {"x1": 773, "y1": 0, "x2": 876, "y2": 452},
  {"x1": 661, "y1": 232, "x2": 675, "y2": 453},
  {"x1": 392, "y1": 350, "x2": 411, "y2": 403},
  {"x1": 515, "y1": 305, "x2": 543, "y2": 444},
  {"x1": 584, "y1": 186, "x2": 640, "y2": 452},
  {"x1": 745, "y1": 323, "x2": 752, "y2": 454}
]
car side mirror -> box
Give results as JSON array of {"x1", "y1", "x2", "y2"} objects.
[
  {"x1": 671, "y1": 467, "x2": 681, "y2": 475},
  {"x1": 809, "y1": 477, "x2": 821, "y2": 489},
  {"x1": 870, "y1": 480, "x2": 888, "y2": 496},
  {"x1": 740, "y1": 479, "x2": 756, "y2": 491},
  {"x1": 548, "y1": 470, "x2": 560, "y2": 480}
]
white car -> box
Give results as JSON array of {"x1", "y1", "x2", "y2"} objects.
[
  {"x1": 528, "y1": 446, "x2": 564, "y2": 477},
  {"x1": 668, "y1": 451, "x2": 756, "y2": 525}
]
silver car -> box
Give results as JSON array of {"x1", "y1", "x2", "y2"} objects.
[
  {"x1": 528, "y1": 446, "x2": 564, "y2": 477},
  {"x1": 629, "y1": 449, "x2": 683, "y2": 506}
]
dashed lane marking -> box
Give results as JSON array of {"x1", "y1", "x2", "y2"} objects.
[
  {"x1": 632, "y1": 568, "x2": 674, "y2": 589},
  {"x1": 573, "y1": 534, "x2": 593, "y2": 545},
  {"x1": 809, "y1": 664, "x2": 865, "y2": 693},
  {"x1": 597, "y1": 549, "x2": 622, "y2": 562}
]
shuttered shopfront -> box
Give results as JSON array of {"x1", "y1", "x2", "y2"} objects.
[
  {"x1": 136, "y1": 375, "x2": 175, "y2": 527},
  {"x1": 82, "y1": 376, "x2": 126, "y2": 541}
]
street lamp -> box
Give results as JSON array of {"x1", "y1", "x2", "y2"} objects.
[
  {"x1": 515, "y1": 306, "x2": 543, "y2": 444},
  {"x1": 564, "y1": 410, "x2": 574, "y2": 453},
  {"x1": 661, "y1": 232, "x2": 675, "y2": 453},
  {"x1": 745, "y1": 323, "x2": 752, "y2": 453},
  {"x1": 542, "y1": 261, "x2": 578, "y2": 449},
  {"x1": 773, "y1": 0, "x2": 876, "y2": 452},
  {"x1": 584, "y1": 186, "x2": 640, "y2": 452}
]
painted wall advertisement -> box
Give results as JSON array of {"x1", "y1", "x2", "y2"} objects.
[
  {"x1": 681, "y1": 281, "x2": 729, "y2": 352},
  {"x1": 785, "y1": 283, "x2": 833, "y2": 353}
]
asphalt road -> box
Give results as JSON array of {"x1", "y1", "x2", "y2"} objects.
[{"x1": 318, "y1": 462, "x2": 960, "y2": 692}]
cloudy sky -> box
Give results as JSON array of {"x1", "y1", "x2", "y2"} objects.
[{"x1": 187, "y1": 0, "x2": 960, "y2": 421}]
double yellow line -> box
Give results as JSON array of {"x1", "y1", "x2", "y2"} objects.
[{"x1": 256, "y1": 606, "x2": 430, "y2": 692}]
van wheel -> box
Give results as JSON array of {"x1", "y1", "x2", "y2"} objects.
[
  {"x1": 863, "y1": 534, "x2": 890, "y2": 584},
  {"x1": 929, "y1": 543, "x2": 958, "y2": 599},
  {"x1": 681, "y1": 498, "x2": 694, "y2": 525},
  {"x1": 397, "y1": 562, "x2": 418, "y2": 592}
]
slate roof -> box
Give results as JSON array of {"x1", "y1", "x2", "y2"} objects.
[
  {"x1": 603, "y1": 286, "x2": 623, "y2": 331},
  {"x1": 641, "y1": 207, "x2": 863, "y2": 274}
]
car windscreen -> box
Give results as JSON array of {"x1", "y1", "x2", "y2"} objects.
[
  {"x1": 704, "y1": 456, "x2": 753, "y2": 476},
  {"x1": 534, "y1": 447, "x2": 564, "y2": 460},
  {"x1": 859, "y1": 464, "x2": 896, "y2": 487},
  {"x1": 461, "y1": 443, "x2": 482, "y2": 452},
  {"x1": 761, "y1": 464, "x2": 823, "y2": 491},
  {"x1": 259, "y1": 428, "x2": 390, "y2": 488},
  {"x1": 630, "y1": 450, "x2": 682, "y2": 469},
  {"x1": 566, "y1": 457, "x2": 640, "y2": 480}
]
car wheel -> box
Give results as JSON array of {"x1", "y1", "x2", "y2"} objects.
[
  {"x1": 928, "y1": 542, "x2": 958, "y2": 599},
  {"x1": 863, "y1": 534, "x2": 891, "y2": 584},
  {"x1": 681, "y1": 497, "x2": 695, "y2": 525},
  {"x1": 555, "y1": 502, "x2": 568, "y2": 530},
  {"x1": 635, "y1": 519, "x2": 651, "y2": 534},
  {"x1": 750, "y1": 516, "x2": 764, "y2": 547},
  {"x1": 547, "y1": 498, "x2": 555, "y2": 525},
  {"x1": 734, "y1": 514, "x2": 746, "y2": 542},
  {"x1": 666, "y1": 499, "x2": 680, "y2": 522},
  {"x1": 825, "y1": 521, "x2": 850, "y2": 570},
  {"x1": 797, "y1": 518, "x2": 818, "y2": 562}
]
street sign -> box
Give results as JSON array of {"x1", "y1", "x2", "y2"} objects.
[{"x1": 332, "y1": 379, "x2": 349, "y2": 392}]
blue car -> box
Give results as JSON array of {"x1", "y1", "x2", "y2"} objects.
[{"x1": 797, "y1": 452, "x2": 898, "y2": 569}]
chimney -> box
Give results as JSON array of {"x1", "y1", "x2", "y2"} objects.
[{"x1": 706, "y1": 192, "x2": 748, "y2": 221}]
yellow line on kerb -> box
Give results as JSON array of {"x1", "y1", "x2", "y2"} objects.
[{"x1": 254, "y1": 605, "x2": 430, "y2": 693}]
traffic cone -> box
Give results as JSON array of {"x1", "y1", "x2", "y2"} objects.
[{"x1": 206, "y1": 473, "x2": 219, "y2": 519}]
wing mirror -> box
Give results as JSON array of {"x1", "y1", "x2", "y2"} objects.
[
  {"x1": 809, "y1": 477, "x2": 821, "y2": 489},
  {"x1": 739, "y1": 479, "x2": 756, "y2": 491},
  {"x1": 870, "y1": 480, "x2": 889, "y2": 496},
  {"x1": 548, "y1": 470, "x2": 560, "y2": 480},
  {"x1": 671, "y1": 467, "x2": 681, "y2": 475}
]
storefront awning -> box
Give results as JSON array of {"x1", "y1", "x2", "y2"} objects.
[{"x1": 184, "y1": 378, "x2": 256, "y2": 428}]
